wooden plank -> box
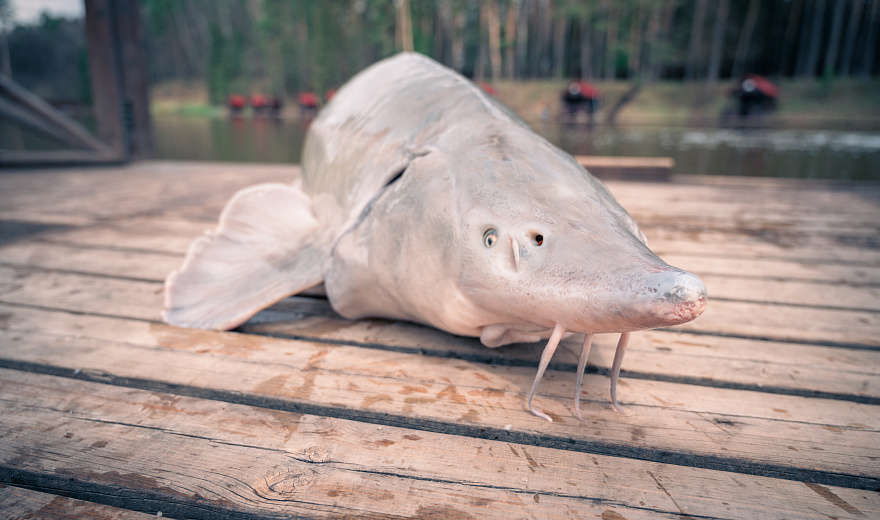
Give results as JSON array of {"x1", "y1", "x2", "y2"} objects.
[
  {"x1": 5, "y1": 291, "x2": 880, "y2": 404},
  {"x1": 0, "y1": 241, "x2": 179, "y2": 281},
  {"x1": 612, "y1": 176, "x2": 880, "y2": 209},
  {"x1": 0, "y1": 485, "x2": 157, "y2": 520},
  {"x1": 576, "y1": 156, "x2": 673, "y2": 181},
  {"x1": 700, "y1": 274, "x2": 880, "y2": 312},
  {"x1": 0, "y1": 265, "x2": 164, "y2": 321},
  {"x1": 42, "y1": 223, "x2": 880, "y2": 286},
  {"x1": 1, "y1": 253, "x2": 878, "y2": 400},
  {"x1": 615, "y1": 184, "x2": 880, "y2": 216},
  {"x1": 37, "y1": 216, "x2": 212, "y2": 252},
  {"x1": 0, "y1": 162, "x2": 295, "y2": 225},
  {"x1": 5, "y1": 370, "x2": 877, "y2": 520},
  {"x1": 578, "y1": 156, "x2": 676, "y2": 169},
  {"x1": 1, "y1": 307, "x2": 878, "y2": 488},
  {"x1": 661, "y1": 254, "x2": 880, "y2": 285},
  {"x1": 672, "y1": 299, "x2": 879, "y2": 348},
  {"x1": 38, "y1": 207, "x2": 880, "y2": 266},
  {"x1": 648, "y1": 235, "x2": 880, "y2": 266},
  {"x1": 240, "y1": 301, "x2": 880, "y2": 401},
  {"x1": 3, "y1": 263, "x2": 875, "y2": 348},
  {"x1": 5, "y1": 240, "x2": 879, "y2": 313},
  {"x1": 2, "y1": 160, "x2": 874, "y2": 235}
]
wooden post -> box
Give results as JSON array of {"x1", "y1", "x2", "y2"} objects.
[{"x1": 84, "y1": 0, "x2": 153, "y2": 160}]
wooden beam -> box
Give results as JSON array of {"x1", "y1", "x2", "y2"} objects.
[
  {"x1": 113, "y1": 0, "x2": 154, "y2": 159},
  {"x1": 0, "y1": 74, "x2": 115, "y2": 154},
  {"x1": 84, "y1": 0, "x2": 153, "y2": 160},
  {"x1": 0, "y1": 95, "x2": 75, "y2": 147},
  {"x1": 0, "y1": 149, "x2": 121, "y2": 166},
  {"x1": 576, "y1": 155, "x2": 674, "y2": 181}
]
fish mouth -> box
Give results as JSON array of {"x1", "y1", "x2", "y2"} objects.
[
  {"x1": 570, "y1": 267, "x2": 708, "y2": 333},
  {"x1": 653, "y1": 276, "x2": 709, "y2": 326}
]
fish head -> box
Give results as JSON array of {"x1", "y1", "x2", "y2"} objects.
[
  {"x1": 452, "y1": 136, "x2": 707, "y2": 343},
  {"x1": 325, "y1": 129, "x2": 707, "y2": 346}
]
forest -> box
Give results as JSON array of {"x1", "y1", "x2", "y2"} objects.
[{"x1": 2, "y1": 0, "x2": 879, "y2": 105}]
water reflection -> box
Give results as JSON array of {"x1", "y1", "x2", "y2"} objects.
[
  {"x1": 541, "y1": 124, "x2": 880, "y2": 180},
  {"x1": 154, "y1": 116, "x2": 307, "y2": 164},
  {"x1": 153, "y1": 116, "x2": 880, "y2": 181}
]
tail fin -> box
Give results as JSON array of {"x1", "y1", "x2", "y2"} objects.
[{"x1": 163, "y1": 182, "x2": 328, "y2": 330}]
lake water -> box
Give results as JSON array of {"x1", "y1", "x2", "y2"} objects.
[{"x1": 153, "y1": 116, "x2": 880, "y2": 181}]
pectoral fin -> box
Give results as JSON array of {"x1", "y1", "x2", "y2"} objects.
[{"x1": 163, "y1": 182, "x2": 327, "y2": 330}]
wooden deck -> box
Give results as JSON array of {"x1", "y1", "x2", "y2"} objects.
[{"x1": 0, "y1": 161, "x2": 878, "y2": 519}]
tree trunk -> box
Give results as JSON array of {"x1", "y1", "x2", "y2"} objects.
[
  {"x1": 780, "y1": 0, "x2": 805, "y2": 77},
  {"x1": 475, "y1": 43, "x2": 486, "y2": 82},
  {"x1": 707, "y1": 0, "x2": 730, "y2": 82},
  {"x1": 0, "y1": 31, "x2": 10, "y2": 78},
  {"x1": 529, "y1": 0, "x2": 543, "y2": 77},
  {"x1": 451, "y1": 8, "x2": 465, "y2": 72},
  {"x1": 484, "y1": 0, "x2": 502, "y2": 80},
  {"x1": 794, "y1": 0, "x2": 813, "y2": 77},
  {"x1": 516, "y1": 0, "x2": 529, "y2": 78},
  {"x1": 685, "y1": 0, "x2": 708, "y2": 81},
  {"x1": 606, "y1": 82, "x2": 641, "y2": 124},
  {"x1": 652, "y1": 1, "x2": 675, "y2": 80},
  {"x1": 731, "y1": 0, "x2": 761, "y2": 78},
  {"x1": 171, "y1": 2, "x2": 202, "y2": 77},
  {"x1": 839, "y1": 0, "x2": 863, "y2": 76},
  {"x1": 433, "y1": 1, "x2": 449, "y2": 65},
  {"x1": 515, "y1": 0, "x2": 529, "y2": 78},
  {"x1": 580, "y1": 17, "x2": 592, "y2": 80},
  {"x1": 541, "y1": 0, "x2": 554, "y2": 77},
  {"x1": 397, "y1": 0, "x2": 414, "y2": 52},
  {"x1": 604, "y1": 0, "x2": 618, "y2": 80},
  {"x1": 628, "y1": 2, "x2": 643, "y2": 77},
  {"x1": 823, "y1": 0, "x2": 847, "y2": 78},
  {"x1": 504, "y1": 0, "x2": 519, "y2": 79},
  {"x1": 552, "y1": 7, "x2": 567, "y2": 77},
  {"x1": 805, "y1": 0, "x2": 826, "y2": 78},
  {"x1": 640, "y1": 3, "x2": 660, "y2": 80},
  {"x1": 861, "y1": 0, "x2": 879, "y2": 77}
]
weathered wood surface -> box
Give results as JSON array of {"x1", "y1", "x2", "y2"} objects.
[
  {"x1": 0, "y1": 485, "x2": 158, "y2": 520},
  {"x1": 0, "y1": 161, "x2": 879, "y2": 519}
]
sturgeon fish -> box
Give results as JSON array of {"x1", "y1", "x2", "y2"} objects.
[{"x1": 164, "y1": 53, "x2": 707, "y2": 421}]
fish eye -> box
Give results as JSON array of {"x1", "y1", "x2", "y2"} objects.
[
  {"x1": 483, "y1": 228, "x2": 498, "y2": 248},
  {"x1": 529, "y1": 230, "x2": 544, "y2": 246}
]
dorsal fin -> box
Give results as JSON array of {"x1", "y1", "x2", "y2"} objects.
[{"x1": 163, "y1": 182, "x2": 328, "y2": 330}]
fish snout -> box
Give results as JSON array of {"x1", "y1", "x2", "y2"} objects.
[{"x1": 647, "y1": 269, "x2": 708, "y2": 326}]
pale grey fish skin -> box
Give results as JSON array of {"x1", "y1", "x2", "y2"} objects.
[
  {"x1": 308, "y1": 53, "x2": 707, "y2": 347},
  {"x1": 163, "y1": 53, "x2": 707, "y2": 420}
]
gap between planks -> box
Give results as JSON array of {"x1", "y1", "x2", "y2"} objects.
[
  {"x1": 0, "y1": 262, "x2": 877, "y2": 349},
  {"x1": 2, "y1": 266, "x2": 880, "y2": 401},
  {"x1": 4, "y1": 369, "x2": 878, "y2": 519},
  {"x1": 0, "y1": 305, "x2": 878, "y2": 491},
  {"x1": 4, "y1": 239, "x2": 880, "y2": 312}
]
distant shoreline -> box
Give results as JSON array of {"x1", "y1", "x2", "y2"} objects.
[{"x1": 151, "y1": 78, "x2": 880, "y2": 131}]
